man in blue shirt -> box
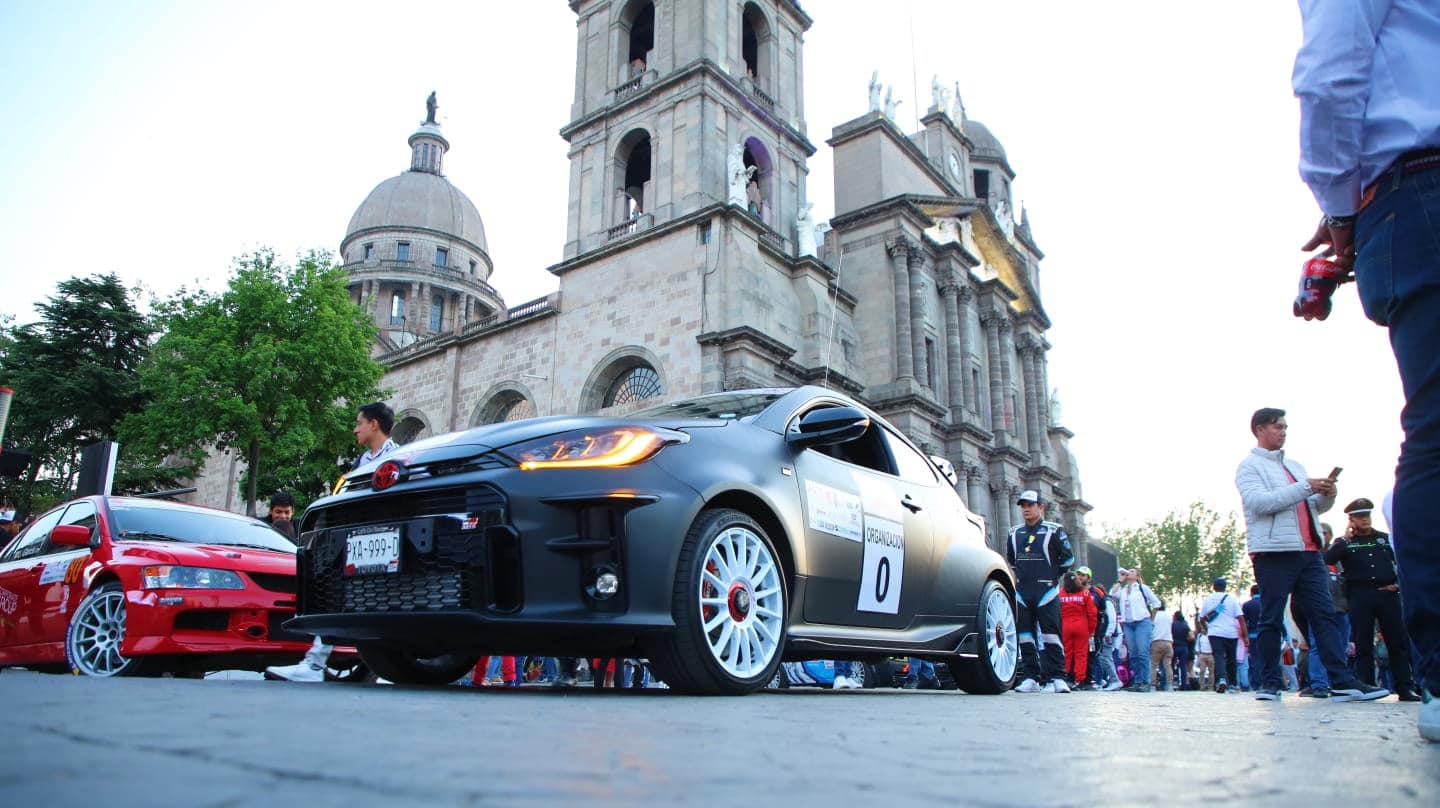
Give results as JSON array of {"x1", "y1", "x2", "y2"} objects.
[{"x1": 1293, "y1": 1, "x2": 1440, "y2": 741}]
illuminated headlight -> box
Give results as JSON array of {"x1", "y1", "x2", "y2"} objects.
[
  {"x1": 502, "y1": 427, "x2": 685, "y2": 470},
  {"x1": 142, "y1": 566, "x2": 245, "y2": 590}
]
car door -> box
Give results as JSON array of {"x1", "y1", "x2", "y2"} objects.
[
  {"x1": 0, "y1": 507, "x2": 66, "y2": 659},
  {"x1": 37, "y1": 500, "x2": 100, "y2": 642},
  {"x1": 791, "y1": 409, "x2": 934, "y2": 630}
]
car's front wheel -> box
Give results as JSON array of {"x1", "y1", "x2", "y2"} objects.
[
  {"x1": 66, "y1": 582, "x2": 147, "y2": 677},
  {"x1": 356, "y1": 645, "x2": 478, "y2": 686},
  {"x1": 951, "y1": 580, "x2": 1018, "y2": 694},
  {"x1": 651, "y1": 508, "x2": 787, "y2": 695}
]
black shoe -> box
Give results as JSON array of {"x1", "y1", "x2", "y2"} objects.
[
  {"x1": 919, "y1": 678, "x2": 942, "y2": 690},
  {"x1": 902, "y1": 680, "x2": 918, "y2": 690},
  {"x1": 1332, "y1": 682, "x2": 1389, "y2": 702},
  {"x1": 1255, "y1": 688, "x2": 1281, "y2": 701},
  {"x1": 1300, "y1": 687, "x2": 1330, "y2": 699},
  {"x1": 1215, "y1": 679, "x2": 1228, "y2": 694},
  {"x1": 1398, "y1": 689, "x2": 1424, "y2": 702}
]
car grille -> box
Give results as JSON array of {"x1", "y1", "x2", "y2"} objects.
[
  {"x1": 248, "y1": 572, "x2": 297, "y2": 594},
  {"x1": 299, "y1": 485, "x2": 516, "y2": 615},
  {"x1": 340, "y1": 452, "x2": 512, "y2": 493}
]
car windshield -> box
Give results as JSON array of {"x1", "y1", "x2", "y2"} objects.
[
  {"x1": 109, "y1": 505, "x2": 296, "y2": 554},
  {"x1": 631, "y1": 392, "x2": 783, "y2": 421}
]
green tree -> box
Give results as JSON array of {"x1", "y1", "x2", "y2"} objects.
[
  {"x1": 121, "y1": 250, "x2": 384, "y2": 515},
  {"x1": 1106, "y1": 502, "x2": 1251, "y2": 612},
  {"x1": 0, "y1": 274, "x2": 171, "y2": 514}
]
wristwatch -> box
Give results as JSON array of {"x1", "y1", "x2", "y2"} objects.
[{"x1": 1323, "y1": 214, "x2": 1357, "y2": 228}]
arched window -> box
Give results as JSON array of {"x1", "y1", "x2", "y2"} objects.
[
  {"x1": 741, "y1": 3, "x2": 770, "y2": 87},
  {"x1": 615, "y1": 129, "x2": 652, "y2": 225},
  {"x1": 603, "y1": 364, "x2": 662, "y2": 407},
  {"x1": 392, "y1": 415, "x2": 428, "y2": 445},
  {"x1": 496, "y1": 397, "x2": 535, "y2": 422},
  {"x1": 429, "y1": 294, "x2": 444, "y2": 331},
  {"x1": 390, "y1": 291, "x2": 406, "y2": 325},
  {"x1": 625, "y1": 1, "x2": 654, "y2": 78},
  {"x1": 741, "y1": 137, "x2": 773, "y2": 221}
]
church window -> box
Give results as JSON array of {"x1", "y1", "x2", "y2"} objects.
[
  {"x1": 364, "y1": 243, "x2": 374, "y2": 261},
  {"x1": 603, "y1": 364, "x2": 662, "y2": 408},
  {"x1": 973, "y1": 169, "x2": 990, "y2": 200},
  {"x1": 616, "y1": 129, "x2": 651, "y2": 225},
  {"x1": 625, "y1": 1, "x2": 654, "y2": 77},
  {"x1": 697, "y1": 222, "x2": 712, "y2": 244},
  {"x1": 390, "y1": 291, "x2": 406, "y2": 325},
  {"x1": 397, "y1": 242, "x2": 411, "y2": 261},
  {"x1": 495, "y1": 397, "x2": 535, "y2": 423},
  {"x1": 430, "y1": 295, "x2": 444, "y2": 331},
  {"x1": 925, "y1": 338, "x2": 937, "y2": 388},
  {"x1": 434, "y1": 247, "x2": 448, "y2": 267},
  {"x1": 469, "y1": 259, "x2": 478, "y2": 275},
  {"x1": 742, "y1": 139, "x2": 772, "y2": 222},
  {"x1": 740, "y1": 4, "x2": 770, "y2": 86}
]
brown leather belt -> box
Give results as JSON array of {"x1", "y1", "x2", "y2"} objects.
[{"x1": 1359, "y1": 147, "x2": 1440, "y2": 211}]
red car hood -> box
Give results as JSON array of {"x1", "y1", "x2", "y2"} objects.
[{"x1": 111, "y1": 541, "x2": 297, "y2": 575}]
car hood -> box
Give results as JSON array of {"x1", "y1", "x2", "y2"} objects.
[{"x1": 111, "y1": 541, "x2": 297, "y2": 574}]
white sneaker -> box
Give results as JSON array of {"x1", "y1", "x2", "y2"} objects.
[
  {"x1": 1103, "y1": 679, "x2": 1124, "y2": 691},
  {"x1": 264, "y1": 660, "x2": 325, "y2": 682},
  {"x1": 1015, "y1": 678, "x2": 1042, "y2": 693},
  {"x1": 832, "y1": 675, "x2": 862, "y2": 690},
  {"x1": 1047, "y1": 680, "x2": 1072, "y2": 693}
]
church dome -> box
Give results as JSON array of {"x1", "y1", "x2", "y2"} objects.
[
  {"x1": 965, "y1": 119, "x2": 1007, "y2": 164},
  {"x1": 344, "y1": 171, "x2": 488, "y2": 255}
]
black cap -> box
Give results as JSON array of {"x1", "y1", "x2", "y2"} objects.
[
  {"x1": 1344, "y1": 498, "x2": 1374, "y2": 515},
  {"x1": 1213, "y1": 577, "x2": 1227, "y2": 590}
]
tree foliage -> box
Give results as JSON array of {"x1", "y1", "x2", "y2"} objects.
[
  {"x1": 0, "y1": 274, "x2": 173, "y2": 515},
  {"x1": 1106, "y1": 502, "x2": 1251, "y2": 612},
  {"x1": 120, "y1": 250, "x2": 384, "y2": 515}
]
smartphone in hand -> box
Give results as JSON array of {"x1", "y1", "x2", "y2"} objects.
[{"x1": 1329, "y1": 466, "x2": 1343, "y2": 480}]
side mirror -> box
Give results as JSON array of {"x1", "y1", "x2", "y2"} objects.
[
  {"x1": 787, "y1": 407, "x2": 870, "y2": 449},
  {"x1": 930, "y1": 455, "x2": 959, "y2": 487},
  {"x1": 50, "y1": 524, "x2": 94, "y2": 548}
]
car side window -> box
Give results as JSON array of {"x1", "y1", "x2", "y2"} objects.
[
  {"x1": 1, "y1": 508, "x2": 66, "y2": 561},
  {"x1": 59, "y1": 501, "x2": 98, "y2": 543},
  {"x1": 882, "y1": 429, "x2": 938, "y2": 485},
  {"x1": 792, "y1": 406, "x2": 894, "y2": 474}
]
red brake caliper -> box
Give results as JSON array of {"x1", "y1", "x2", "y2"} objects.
[{"x1": 702, "y1": 560, "x2": 719, "y2": 625}]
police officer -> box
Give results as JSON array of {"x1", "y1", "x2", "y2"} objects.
[
  {"x1": 1007, "y1": 489, "x2": 1075, "y2": 693},
  {"x1": 1325, "y1": 498, "x2": 1420, "y2": 701}
]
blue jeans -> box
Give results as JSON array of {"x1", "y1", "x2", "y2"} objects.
[
  {"x1": 1237, "y1": 658, "x2": 1250, "y2": 689},
  {"x1": 1306, "y1": 613, "x2": 1350, "y2": 690},
  {"x1": 1355, "y1": 156, "x2": 1440, "y2": 695},
  {"x1": 905, "y1": 657, "x2": 937, "y2": 684},
  {"x1": 1252, "y1": 552, "x2": 1358, "y2": 691},
  {"x1": 1121, "y1": 620, "x2": 1153, "y2": 685}
]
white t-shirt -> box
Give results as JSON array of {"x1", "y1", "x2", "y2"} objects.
[
  {"x1": 1197, "y1": 634, "x2": 1212, "y2": 654},
  {"x1": 1151, "y1": 613, "x2": 1171, "y2": 644},
  {"x1": 1200, "y1": 592, "x2": 1243, "y2": 639}
]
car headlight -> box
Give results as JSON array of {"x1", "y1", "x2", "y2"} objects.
[
  {"x1": 141, "y1": 566, "x2": 245, "y2": 590},
  {"x1": 502, "y1": 426, "x2": 684, "y2": 470}
]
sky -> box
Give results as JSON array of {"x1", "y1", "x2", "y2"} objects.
[{"x1": 0, "y1": 1, "x2": 1404, "y2": 536}]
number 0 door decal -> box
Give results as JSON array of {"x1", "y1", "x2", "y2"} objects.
[{"x1": 854, "y1": 474, "x2": 905, "y2": 614}]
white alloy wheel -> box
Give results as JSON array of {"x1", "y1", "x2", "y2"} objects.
[
  {"x1": 984, "y1": 584, "x2": 1019, "y2": 683},
  {"x1": 67, "y1": 586, "x2": 135, "y2": 677},
  {"x1": 697, "y1": 524, "x2": 785, "y2": 679}
]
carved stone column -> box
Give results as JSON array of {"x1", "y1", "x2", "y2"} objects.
[
  {"x1": 1040, "y1": 349, "x2": 1053, "y2": 428},
  {"x1": 908, "y1": 251, "x2": 929, "y2": 386},
  {"x1": 965, "y1": 463, "x2": 987, "y2": 518},
  {"x1": 990, "y1": 477, "x2": 1011, "y2": 548},
  {"x1": 982, "y1": 310, "x2": 1005, "y2": 434},
  {"x1": 957, "y1": 286, "x2": 978, "y2": 414},
  {"x1": 1019, "y1": 336, "x2": 1043, "y2": 458},
  {"x1": 407, "y1": 281, "x2": 420, "y2": 334},
  {"x1": 998, "y1": 318, "x2": 1015, "y2": 435},
  {"x1": 420, "y1": 282, "x2": 433, "y2": 333},
  {"x1": 888, "y1": 239, "x2": 915, "y2": 382},
  {"x1": 941, "y1": 279, "x2": 964, "y2": 416}
]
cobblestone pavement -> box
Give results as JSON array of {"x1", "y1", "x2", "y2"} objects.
[{"x1": 3, "y1": 670, "x2": 1435, "y2": 807}]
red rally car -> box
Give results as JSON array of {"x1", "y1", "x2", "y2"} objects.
[{"x1": 0, "y1": 495, "x2": 335, "y2": 677}]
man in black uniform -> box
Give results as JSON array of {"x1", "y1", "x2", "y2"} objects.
[
  {"x1": 1007, "y1": 489, "x2": 1075, "y2": 693},
  {"x1": 1325, "y1": 498, "x2": 1420, "y2": 701}
]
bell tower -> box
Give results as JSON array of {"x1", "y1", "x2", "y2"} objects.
[{"x1": 558, "y1": 0, "x2": 816, "y2": 260}]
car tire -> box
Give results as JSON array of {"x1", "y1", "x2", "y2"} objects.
[
  {"x1": 356, "y1": 644, "x2": 479, "y2": 686},
  {"x1": 951, "y1": 580, "x2": 1018, "y2": 694},
  {"x1": 65, "y1": 582, "x2": 147, "y2": 677},
  {"x1": 650, "y1": 508, "x2": 787, "y2": 696},
  {"x1": 325, "y1": 661, "x2": 378, "y2": 684}
]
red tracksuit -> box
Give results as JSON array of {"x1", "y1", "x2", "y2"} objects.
[{"x1": 1060, "y1": 589, "x2": 1098, "y2": 681}]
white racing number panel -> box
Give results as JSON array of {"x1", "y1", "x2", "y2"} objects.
[
  {"x1": 344, "y1": 526, "x2": 401, "y2": 576},
  {"x1": 853, "y1": 473, "x2": 905, "y2": 614}
]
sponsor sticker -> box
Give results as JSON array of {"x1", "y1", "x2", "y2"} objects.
[
  {"x1": 38, "y1": 560, "x2": 70, "y2": 586},
  {"x1": 804, "y1": 480, "x2": 863, "y2": 542}
]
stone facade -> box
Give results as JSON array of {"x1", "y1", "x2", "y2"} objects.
[{"x1": 189, "y1": 0, "x2": 1091, "y2": 555}]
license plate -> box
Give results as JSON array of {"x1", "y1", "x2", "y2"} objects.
[{"x1": 344, "y1": 527, "x2": 401, "y2": 576}]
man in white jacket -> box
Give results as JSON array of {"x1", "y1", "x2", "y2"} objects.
[{"x1": 1235, "y1": 408, "x2": 1386, "y2": 703}]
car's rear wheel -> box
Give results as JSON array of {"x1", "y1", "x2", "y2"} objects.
[
  {"x1": 951, "y1": 580, "x2": 1018, "y2": 694},
  {"x1": 356, "y1": 644, "x2": 478, "y2": 686},
  {"x1": 66, "y1": 582, "x2": 147, "y2": 677},
  {"x1": 651, "y1": 508, "x2": 787, "y2": 695},
  {"x1": 325, "y1": 661, "x2": 377, "y2": 683}
]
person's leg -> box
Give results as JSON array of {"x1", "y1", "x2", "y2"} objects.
[
  {"x1": 1097, "y1": 638, "x2": 1119, "y2": 686},
  {"x1": 1349, "y1": 588, "x2": 1379, "y2": 685},
  {"x1": 904, "y1": 657, "x2": 921, "y2": 686},
  {"x1": 1211, "y1": 638, "x2": 1231, "y2": 690},
  {"x1": 1131, "y1": 619, "x2": 1153, "y2": 687},
  {"x1": 1307, "y1": 628, "x2": 1331, "y2": 690},
  {"x1": 1199, "y1": 653, "x2": 1213, "y2": 689},
  {"x1": 1376, "y1": 591, "x2": 1416, "y2": 694},
  {"x1": 1252, "y1": 552, "x2": 1303, "y2": 690},
  {"x1": 1017, "y1": 603, "x2": 1041, "y2": 685},
  {"x1": 1037, "y1": 598, "x2": 1065, "y2": 685}
]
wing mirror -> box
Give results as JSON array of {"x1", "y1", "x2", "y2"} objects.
[
  {"x1": 49, "y1": 524, "x2": 95, "y2": 548},
  {"x1": 930, "y1": 455, "x2": 959, "y2": 487},
  {"x1": 787, "y1": 407, "x2": 870, "y2": 449}
]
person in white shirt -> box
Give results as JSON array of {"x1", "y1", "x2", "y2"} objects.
[
  {"x1": 1198, "y1": 578, "x2": 1246, "y2": 693},
  {"x1": 1113, "y1": 568, "x2": 1161, "y2": 691},
  {"x1": 1150, "y1": 608, "x2": 1174, "y2": 691},
  {"x1": 1196, "y1": 629, "x2": 1214, "y2": 690}
]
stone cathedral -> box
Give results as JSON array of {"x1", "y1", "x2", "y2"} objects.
[{"x1": 191, "y1": 0, "x2": 1092, "y2": 556}]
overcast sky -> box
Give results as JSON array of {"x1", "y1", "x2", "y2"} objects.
[{"x1": 0, "y1": 1, "x2": 1404, "y2": 535}]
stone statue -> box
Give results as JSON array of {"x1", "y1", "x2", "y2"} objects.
[
  {"x1": 951, "y1": 81, "x2": 966, "y2": 122},
  {"x1": 425, "y1": 92, "x2": 437, "y2": 125},
  {"x1": 795, "y1": 202, "x2": 817, "y2": 258},
  {"x1": 883, "y1": 85, "x2": 902, "y2": 120},
  {"x1": 959, "y1": 216, "x2": 981, "y2": 257},
  {"x1": 727, "y1": 143, "x2": 755, "y2": 207},
  {"x1": 930, "y1": 75, "x2": 950, "y2": 113},
  {"x1": 995, "y1": 199, "x2": 1014, "y2": 237},
  {"x1": 868, "y1": 70, "x2": 882, "y2": 113}
]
